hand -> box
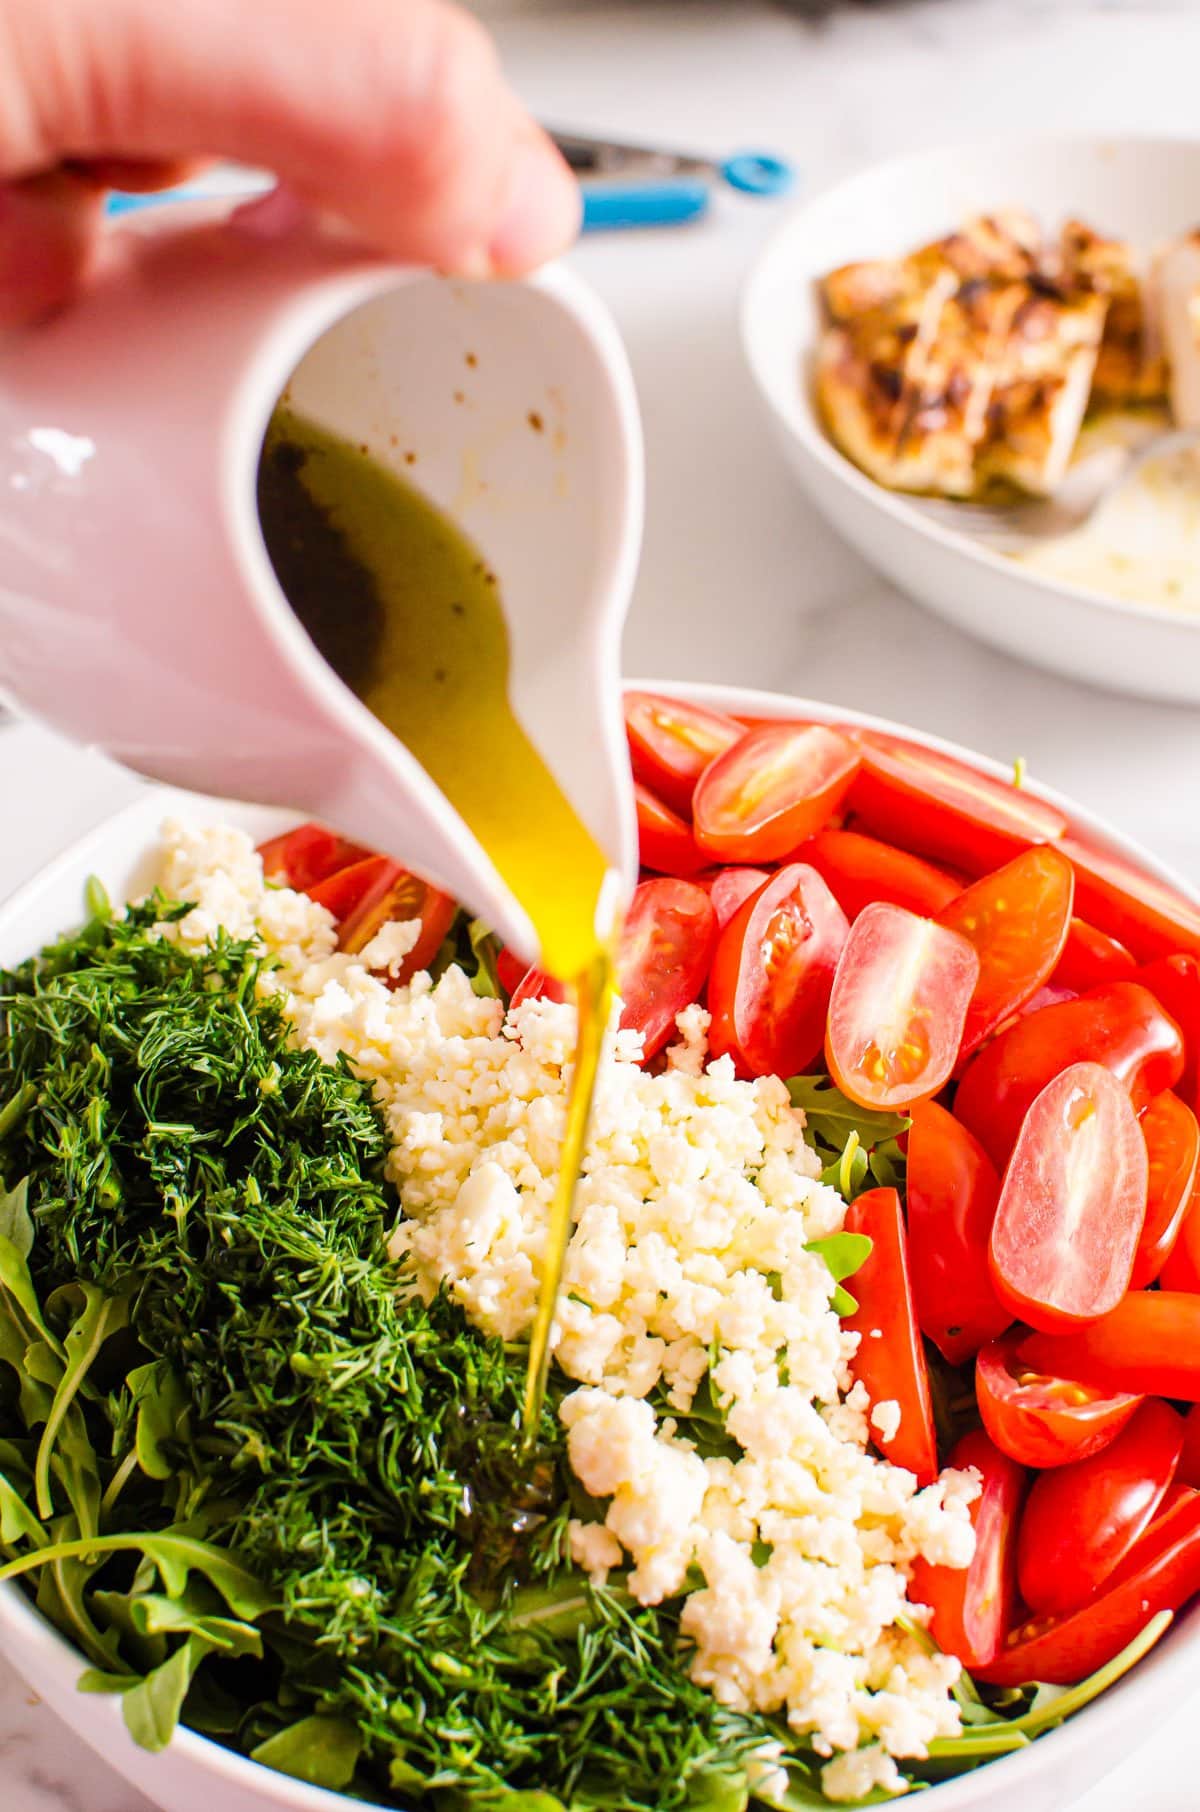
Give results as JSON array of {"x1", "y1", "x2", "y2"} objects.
[{"x1": 0, "y1": 0, "x2": 580, "y2": 327}]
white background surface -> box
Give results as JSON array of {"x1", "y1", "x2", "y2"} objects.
[{"x1": 3, "y1": 2, "x2": 1200, "y2": 1808}]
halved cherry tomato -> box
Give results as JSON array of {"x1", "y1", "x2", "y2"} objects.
[
  {"x1": 1053, "y1": 918, "x2": 1137, "y2": 993},
  {"x1": 1136, "y1": 954, "x2": 1200, "y2": 1111},
  {"x1": 1017, "y1": 1293, "x2": 1200, "y2": 1402},
  {"x1": 496, "y1": 947, "x2": 531, "y2": 998},
  {"x1": 988, "y1": 1063, "x2": 1148, "y2": 1332},
  {"x1": 1179, "y1": 1406, "x2": 1200, "y2": 1488},
  {"x1": 1061, "y1": 835, "x2": 1200, "y2": 962},
  {"x1": 1160, "y1": 1164, "x2": 1200, "y2": 1293},
  {"x1": 309, "y1": 856, "x2": 455, "y2": 984},
  {"x1": 257, "y1": 822, "x2": 371, "y2": 892},
  {"x1": 692, "y1": 723, "x2": 861, "y2": 862},
  {"x1": 794, "y1": 829, "x2": 960, "y2": 920},
  {"x1": 844, "y1": 734, "x2": 1069, "y2": 875},
  {"x1": 991, "y1": 982, "x2": 1078, "y2": 1039},
  {"x1": 708, "y1": 864, "x2": 848, "y2": 1079},
  {"x1": 842, "y1": 1186, "x2": 938, "y2": 1484},
  {"x1": 509, "y1": 968, "x2": 567, "y2": 1008},
  {"x1": 1130, "y1": 1093, "x2": 1200, "y2": 1289},
  {"x1": 825, "y1": 904, "x2": 979, "y2": 1110},
  {"x1": 635, "y1": 783, "x2": 706, "y2": 876},
  {"x1": 908, "y1": 1431, "x2": 1027, "y2": 1668},
  {"x1": 624, "y1": 691, "x2": 743, "y2": 815},
  {"x1": 707, "y1": 867, "x2": 769, "y2": 930},
  {"x1": 976, "y1": 1329, "x2": 1142, "y2": 1469},
  {"x1": 976, "y1": 1486, "x2": 1200, "y2": 1686},
  {"x1": 906, "y1": 1101, "x2": 1009, "y2": 1365},
  {"x1": 953, "y1": 981, "x2": 1186, "y2": 1171},
  {"x1": 615, "y1": 878, "x2": 717, "y2": 1061},
  {"x1": 937, "y1": 846, "x2": 1075, "y2": 1061},
  {"x1": 1016, "y1": 1399, "x2": 1184, "y2": 1619}
]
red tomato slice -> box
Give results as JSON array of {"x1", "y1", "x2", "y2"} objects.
[
  {"x1": 708, "y1": 864, "x2": 848, "y2": 1079},
  {"x1": 309, "y1": 856, "x2": 455, "y2": 984},
  {"x1": 909, "y1": 1431, "x2": 1027, "y2": 1669},
  {"x1": 615, "y1": 878, "x2": 717, "y2": 1061},
  {"x1": 845, "y1": 734, "x2": 1069, "y2": 876},
  {"x1": 1061, "y1": 835, "x2": 1200, "y2": 963},
  {"x1": 842, "y1": 1186, "x2": 938, "y2": 1484},
  {"x1": 692, "y1": 723, "x2": 861, "y2": 862},
  {"x1": 976, "y1": 1485, "x2": 1200, "y2": 1686},
  {"x1": 509, "y1": 968, "x2": 568, "y2": 1008},
  {"x1": 1160, "y1": 1160, "x2": 1200, "y2": 1292},
  {"x1": 988, "y1": 1063, "x2": 1148, "y2": 1332},
  {"x1": 1053, "y1": 918, "x2": 1137, "y2": 993},
  {"x1": 794, "y1": 829, "x2": 960, "y2": 921},
  {"x1": 1016, "y1": 1398, "x2": 1184, "y2": 1620},
  {"x1": 495, "y1": 947, "x2": 530, "y2": 998},
  {"x1": 256, "y1": 822, "x2": 372, "y2": 892},
  {"x1": 624, "y1": 691, "x2": 743, "y2": 815},
  {"x1": 1136, "y1": 954, "x2": 1200, "y2": 1111},
  {"x1": 825, "y1": 903, "x2": 979, "y2": 1110},
  {"x1": 906, "y1": 1100, "x2": 1010, "y2": 1365},
  {"x1": 1130, "y1": 1093, "x2": 1200, "y2": 1289},
  {"x1": 1180, "y1": 1405, "x2": 1200, "y2": 1489},
  {"x1": 635, "y1": 783, "x2": 706, "y2": 876},
  {"x1": 976, "y1": 1329, "x2": 1142, "y2": 1469},
  {"x1": 937, "y1": 846, "x2": 1075, "y2": 1061},
  {"x1": 953, "y1": 981, "x2": 1187, "y2": 1172},
  {"x1": 707, "y1": 867, "x2": 770, "y2": 930},
  {"x1": 1017, "y1": 1293, "x2": 1200, "y2": 1403}
]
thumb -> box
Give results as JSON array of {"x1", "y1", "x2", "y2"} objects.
[{"x1": 0, "y1": 0, "x2": 579, "y2": 321}]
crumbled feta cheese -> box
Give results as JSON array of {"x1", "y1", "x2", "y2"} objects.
[
  {"x1": 871, "y1": 1399, "x2": 902, "y2": 1447},
  {"x1": 152, "y1": 821, "x2": 978, "y2": 1775}
]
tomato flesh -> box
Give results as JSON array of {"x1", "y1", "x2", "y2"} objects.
[
  {"x1": 906, "y1": 1100, "x2": 1010, "y2": 1365},
  {"x1": 909, "y1": 1430, "x2": 1026, "y2": 1668},
  {"x1": 635, "y1": 782, "x2": 706, "y2": 876},
  {"x1": 845, "y1": 733, "x2": 1068, "y2": 875},
  {"x1": 706, "y1": 866, "x2": 770, "y2": 930},
  {"x1": 953, "y1": 981, "x2": 1186, "y2": 1171},
  {"x1": 1017, "y1": 1293, "x2": 1200, "y2": 1402},
  {"x1": 1180, "y1": 1405, "x2": 1200, "y2": 1489},
  {"x1": 937, "y1": 846, "x2": 1074, "y2": 1061},
  {"x1": 975, "y1": 1329, "x2": 1142, "y2": 1469},
  {"x1": 795, "y1": 828, "x2": 960, "y2": 920},
  {"x1": 976, "y1": 1487, "x2": 1200, "y2": 1686},
  {"x1": 1130, "y1": 1092, "x2": 1200, "y2": 1289},
  {"x1": 692, "y1": 723, "x2": 861, "y2": 862},
  {"x1": 988, "y1": 1062, "x2": 1148, "y2": 1332},
  {"x1": 1062, "y1": 835, "x2": 1200, "y2": 962},
  {"x1": 1053, "y1": 918, "x2": 1136, "y2": 993},
  {"x1": 825, "y1": 903, "x2": 979, "y2": 1110},
  {"x1": 842, "y1": 1186, "x2": 938, "y2": 1484},
  {"x1": 615, "y1": 878, "x2": 717, "y2": 1061},
  {"x1": 257, "y1": 822, "x2": 371, "y2": 892},
  {"x1": 1016, "y1": 1398, "x2": 1184, "y2": 1619},
  {"x1": 624, "y1": 691, "x2": 742, "y2": 814},
  {"x1": 708, "y1": 864, "x2": 848, "y2": 1079}
]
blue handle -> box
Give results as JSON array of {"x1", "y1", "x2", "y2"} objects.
[
  {"x1": 105, "y1": 186, "x2": 215, "y2": 215},
  {"x1": 719, "y1": 151, "x2": 795, "y2": 197},
  {"x1": 581, "y1": 179, "x2": 710, "y2": 233}
]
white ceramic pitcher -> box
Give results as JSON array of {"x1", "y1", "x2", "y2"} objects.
[{"x1": 0, "y1": 198, "x2": 643, "y2": 961}]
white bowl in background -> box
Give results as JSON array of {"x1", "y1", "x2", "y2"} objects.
[
  {"x1": 1, "y1": 684, "x2": 1198, "y2": 1812},
  {"x1": 740, "y1": 134, "x2": 1200, "y2": 703}
]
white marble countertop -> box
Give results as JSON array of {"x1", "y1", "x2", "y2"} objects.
[{"x1": 4, "y1": 1, "x2": 1200, "y2": 1807}]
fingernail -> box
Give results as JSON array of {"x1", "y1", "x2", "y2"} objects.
[{"x1": 487, "y1": 134, "x2": 581, "y2": 277}]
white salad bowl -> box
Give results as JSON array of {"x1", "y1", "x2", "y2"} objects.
[
  {"x1": 0, "y1": 684, "x2": 1198, "y2": 1812},
  {"x1": 740, "y1": 134, "x2": 1200, "y2": 704}
]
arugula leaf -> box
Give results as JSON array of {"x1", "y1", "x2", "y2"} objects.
[
  {"x1": 786, "y1": 1077, "x2": 910, "y2": 1150},
  {"x1": 805, "y1": 1233, "x2": 873, "y2": 1319},
  {"x1": 122, "y1": 1633, "x2": 216, "y2": 1752},
  {"x1": 466, "y1": 917, "x2": 503, "y2": 999},
  {"x1": 35, "y1": 1283, "x2": 128, "y2": 1519},
  {"x1": 251, "y1": 1716, "x2": 363, "y2": 1789},
  {"x1": 0, "y1": 1177, "x2": 32, "y2": 1258}
]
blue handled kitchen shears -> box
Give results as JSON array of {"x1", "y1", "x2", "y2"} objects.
[{"x1": 547, "y1": 130, "x2": 795, "y2": 231}]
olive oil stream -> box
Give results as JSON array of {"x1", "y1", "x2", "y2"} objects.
[{"x1": 258, "y1": 408, "x2": 616, "y2": 1437}]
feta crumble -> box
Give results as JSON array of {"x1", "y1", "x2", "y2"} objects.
[{"x1": 154, "y1": 821, "x2": 977, "y2": 1782}]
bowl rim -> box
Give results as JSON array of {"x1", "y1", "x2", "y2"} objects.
[
  {"x1": 2, "y1": 680, "x2": 1199, "y2": 1811},
  {"x1": 739, "y1": 127, "x2": 1200, "y2": 634}
]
